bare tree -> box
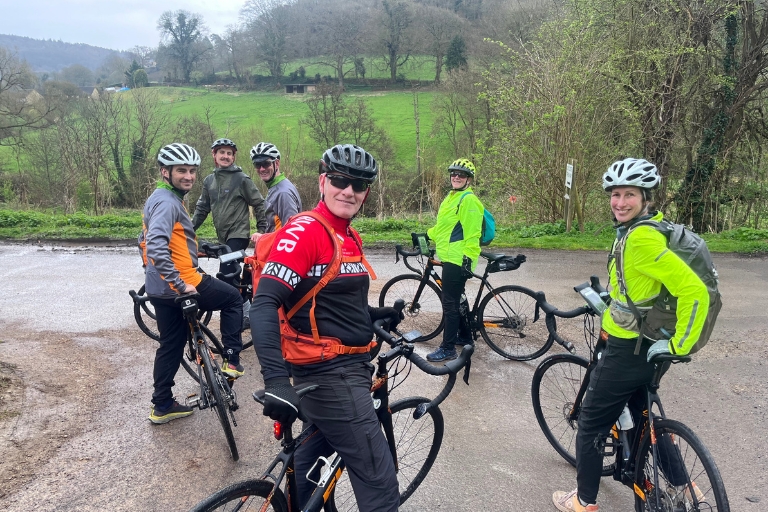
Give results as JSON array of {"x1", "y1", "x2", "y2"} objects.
[
  {"x1": 311, "y1": 1, "x2": 368, "y2": 87},
  {"x1": 241, "y1": 0, "x2": 292, "y2": 79},
  {"x1": 211, "y1": 27, "x2": 250, "y2": 84},
  {"x1": 129, "y1": 46, "x2": 156, "y2": 68},
  {"x1": 378, "y1": 0, "x2": 415, "y2": 83},
  {"x1": 302, "y1": 82, "x2": 346, "y2": 147},
  {"x1": 415, "y1": 4, "x2": 464, "y2": 83},
  {"x1": 0, "y1": 48, "x2": 54, "y2": 146},
  {"x1": 157, "y1": 10, "x2": 210, "y2": 83}
]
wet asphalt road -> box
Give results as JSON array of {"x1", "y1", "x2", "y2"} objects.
[{"x1": 0, "y1": 242, "x2": 765, "y2": 511}]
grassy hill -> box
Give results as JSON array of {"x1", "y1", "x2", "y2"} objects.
[{"x1": 159, "y1": 86, "x2": 453, "y2": 169}]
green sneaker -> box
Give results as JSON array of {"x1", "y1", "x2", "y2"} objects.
[
  {"x1": 221, "y1": 360, "x2": 244, "y2": 379},
  {"x1": 149, "y1": 400, "x2": 194, "y2": 424}
]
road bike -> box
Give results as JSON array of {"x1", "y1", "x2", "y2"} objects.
[
  {"x1": 129, "y1": 243, "x2": 253, "y2": 349},
  {"x1": 379, "y1": 238, "x2": 550, "y2": 361},
  {"x1": 530, "y1": 279, "x2": 729, "y2": 510},
  {"x1": 177, "y1": 293, "x2": 241, "y2": 461},
  {"x1": 189, "y1": 308, "x2": 474, "y2": 512}
]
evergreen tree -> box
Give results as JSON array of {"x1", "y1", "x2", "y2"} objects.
[{"x1": 445, "y1": 35, "x2": 467, "y2": 72}]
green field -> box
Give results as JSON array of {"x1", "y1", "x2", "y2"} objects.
[{"x1": 155, "y1": 86, "x2": 452, "y2": 170}]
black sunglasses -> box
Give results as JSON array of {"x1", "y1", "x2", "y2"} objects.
[
  {"x1": 450, "y1": 171, "x2": 469, "y2": 178},
  {"x1": 253, "y1": 160, "x2": 274, "y2": 169},
  {"x1": 326, "y1": 174, "x2": 369, "y2": 193}
]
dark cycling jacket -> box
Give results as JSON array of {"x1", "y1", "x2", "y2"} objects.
[
  {"x1": 264, "y1": 174, "x2": 302, "y2": 232},
  {"x1": 139, "y1": 183, "x2": 203, "y2": 298},
  {"x1": 191, "y1": 165, "x2": 267, "y2": 242},
  {"x1": 250, "y1": 201, "x2": 374, "y2": 382}
]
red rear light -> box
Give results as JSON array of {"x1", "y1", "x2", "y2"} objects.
[{"x1": 273, "y1": 421, "x2": 283, "y2": 440}]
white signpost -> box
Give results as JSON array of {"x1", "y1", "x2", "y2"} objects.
[{"x1": 564, "y1": 162, "x2": 575, "y2": 232}]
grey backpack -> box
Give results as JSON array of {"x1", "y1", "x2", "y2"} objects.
[{"x1": 615, "y1": 219, "x2": 722, "y2": 355}]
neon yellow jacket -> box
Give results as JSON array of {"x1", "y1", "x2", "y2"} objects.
[
  {"x1": 427, "y1": 188, "x2": 483, "y2": 269},
  {"x1": 602, "y1": 212, "x2": 710, "y2": 355}
]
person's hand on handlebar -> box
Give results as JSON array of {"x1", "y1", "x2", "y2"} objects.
[
  {"x1": 461, "y1": 256, "x2": 474, "y2": 278},
  {"x1": 263, "y1": 377, "x2": 302, "y2": 425},
  {"x1": 369, "y1": 306, "x2": 405, "y2": 331}
]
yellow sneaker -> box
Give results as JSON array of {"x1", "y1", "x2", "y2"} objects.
[
  {"x1": 553, "y1": 489, "x2": 599, "y2": 512},
  {"x1": 221, "y1": 360, "x2": 244, "y2": 378}
]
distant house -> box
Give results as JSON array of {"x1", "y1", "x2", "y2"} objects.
[
  {"x1": 24, "y1": 90, "x2": 44, "y2": 104},
  {"x1": 285, "y1": 84, "x2": 316, "y2": 94}
]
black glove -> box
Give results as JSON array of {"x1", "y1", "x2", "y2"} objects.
[
  {"x1": 461, "y1": 256, "x2": 474, "y2": 278},
  {"x1": 369, "y1": 306, "x2": 405, "y2": 331},
  {"x1": 263, "y1": 377, "x2": 301, "y2": 425}
]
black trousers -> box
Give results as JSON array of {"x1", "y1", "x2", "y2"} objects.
[
  {"x1": 150, "y1": 275, "x2": 243, "y2": 409},
  {"x1": 292, "y1": 362, "x2": 399, "y2": 512},
  {"x1": 575, "y1": 336, "x2": 655, "y2": 504},
  {"x1": 439, "y1": 262, "x2": 471, "y2": 350}
]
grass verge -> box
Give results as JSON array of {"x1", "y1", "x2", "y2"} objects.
[{"x1": 1, "y1": 208, "x2": 766, "y2": 254}]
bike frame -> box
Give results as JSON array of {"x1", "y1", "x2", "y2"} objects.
[
  {"x1": 565, "y1": 346, "x2": 693, "y2": 510},
  {"x1": 399, "y1": 247, "x2": 519, "y2": 336},
  {"x1": 254, "y1": 348, "x2": 413, "y2": 511},
  {"x1": 180, "y1": 299, "x2": 238, "y2": 423}
]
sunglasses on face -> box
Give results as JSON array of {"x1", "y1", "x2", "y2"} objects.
[
  {"x1": 326, "y1": 174, "x2": 369, "y2": 193},
  {"x1": 450, "y1": 171, "x2": 470, "y2": 178},
  {"x1": 253, "y1": 160, "x2": 274, "y2": 169}
]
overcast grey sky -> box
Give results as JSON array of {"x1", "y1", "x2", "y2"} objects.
[{"x1": 0, "y1": 0, "x2": 247, "y2": 51}]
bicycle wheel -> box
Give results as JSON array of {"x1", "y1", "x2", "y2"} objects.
[
  {"x1": 478, "y1": 285, "x2": 553, "y2": 361},
  {"x1": 325, "y1": 396, "x2": 444, "y2": 512},
  {"x1": 531, "y1": 354, "x2": 614, "y2": 475},
  {"x1": 201, "y1": 347, "x2": 239, "y2": 461},
  {"x1": 133, "y1": 284, "x2": 160, "y2": 341},
  {"x1": 133, "y1": 284, "x2": 213, "y2": 341},
  {"x1": 633, "y1": 418, "x2": 729, "y2": 512},
  {"x1": 379, "y1": 275, "x2": 444, "y2": 342},
  {"x1": 189, "y1": 479, "x2": 288, "y2": 512}
]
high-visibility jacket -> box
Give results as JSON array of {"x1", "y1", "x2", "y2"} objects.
[{"x1": 427, "y1": 187, "x2": 483, "y2": 269}]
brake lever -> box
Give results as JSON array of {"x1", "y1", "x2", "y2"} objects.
[{"x1": 462, "y1": 359, "x2": 471, "y2": 385}]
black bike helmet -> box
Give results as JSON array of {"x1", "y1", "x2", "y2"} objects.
[
  {"x1": 211, "y1": 138, "x2": 237, "y2": 152},
  {"x1": 319, "y1": 144, "x2": 378, "y2": 183}
]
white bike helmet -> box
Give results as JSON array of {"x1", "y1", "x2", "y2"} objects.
[
  {"x1": 602, "y1": 158, "x2": 660, "y2": 191},
  {"x1": 250, "y1": 142, "x2": 281, "y2": 162},
  {"x1": 157, "y1": 143, "x2": 201, "y2": 167}
]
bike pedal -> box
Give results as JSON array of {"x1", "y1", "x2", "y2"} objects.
[{"x1": 186, "y1": 394, "x2": 201, "y2": 409}]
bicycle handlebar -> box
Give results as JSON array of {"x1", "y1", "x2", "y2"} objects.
[
  {"x1": 199, "y1": 243, "x2": 232, "y2": 258},
  {"x1": 372, "y1": 316, "x2": 473, "y2": 418}
]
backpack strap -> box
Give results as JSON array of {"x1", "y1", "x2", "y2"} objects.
[
  {"x1": 282, "y1": 211, "x2": 342, "y2": 345},
  {"x1": 616, "y1": 219, "x2": 663, "y2": 354},
  {"x1": 348, "y1": 226, "x2": 377, "y2": 280},
  {"x1": 455, "y1": 191, "x2": 472, "y2": 214}
]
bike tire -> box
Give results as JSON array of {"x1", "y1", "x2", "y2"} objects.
[
  {"x1": 180, "y1": 323, "x2": 225, "y2": 383},
  {"x1": 133, "y1": 284, "x2": 213, "y2": 341},
  {"x1": 324, "y1": 396, "x2": 444, "y2": 512},
  {"x1": 478, "y1": 285, "x2": 553, "y2": 361},
  {"x1": 379, "y1": 275, "x2": 444, "y2": 342},
  {"x1": 201, "y1": 347, "x2": 239, "y2": 461},
  {"x1": 633, "y1": 418, "x2": 729, "y2": 512},
  {"x1": 531, "y1": 354, "x2": 614, "y2": 476},
  {"x1": 189, "y1": 479, "x2": 288, "y2": 512}
]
